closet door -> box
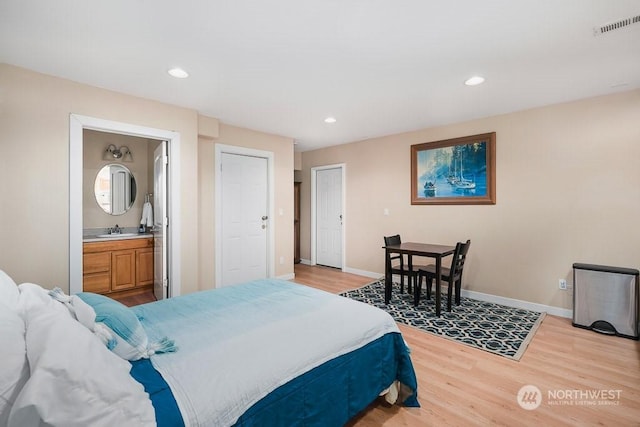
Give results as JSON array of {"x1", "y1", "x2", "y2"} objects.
[
  {"x1": 220, "y1": 152, "x2": 269, "y2": 286},
  {"x1": 316, "y1": 167, "x2": 342, "y2": 269}
]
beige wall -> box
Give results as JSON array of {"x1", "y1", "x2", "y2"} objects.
[
  {"x1": 198, "y1": 124, "x2": 295, "y2": 289},
  {"x1": 83, "y1": 130, "x2": 152, "y2": 229},
  {"x1": 294, "y1": 151, "x2": 302, "y2": 170},
  {"x1": 198, "y1": 137, "x2": 216, "y2": 290},
  {"x1": 300, "y1": 89, "x2": 640, "y2": 310},
  {"x1": 0, "y1": 63, "x2": 294, "y2": 295},
  {"x1": 198, "y1": 124, "x2": 295, "y2": 287}
]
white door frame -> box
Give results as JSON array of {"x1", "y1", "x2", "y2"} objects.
[
  {"x1": 69, "y1": 114, "x2": 182, "y2": 297},
  {"x1": 153, "y1": 142, "x2": 168, "y2": 300},
  {"x1": 214, "y1": 143, "x2": 275, "y2": 287},
  {"x1": 311, "y1": 164, "x2": 346, "y2": 269}
]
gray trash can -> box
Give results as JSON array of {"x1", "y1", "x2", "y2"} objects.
[{"x1": 572, "y1": 263, "x2": 639, "y2": 340}]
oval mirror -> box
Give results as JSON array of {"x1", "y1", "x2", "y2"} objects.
[{"x1": 94, "y1": 164, "x2": 137, "y2": 215}]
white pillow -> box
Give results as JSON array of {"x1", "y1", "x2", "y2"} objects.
[
  {"x1": 0, "y1": 309, "x2": 29, "y2": 426},
  {"x1": 16, "y1": 283, "x2": 71, "y2": 318},
  {"x1": 8, "y1": 303, "x2": 156, "y2": 427},
  {"x1": 0, "y1": 269, "x2": 19, "y2": 310}
]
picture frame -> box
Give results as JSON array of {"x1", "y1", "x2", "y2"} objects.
[{"x1": 411, "y1": 132, "x2": 496, "y2": 205}]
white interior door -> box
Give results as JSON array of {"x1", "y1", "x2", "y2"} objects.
[
  {"x1": 316, "y1": 167, "x2": 342, "y2": 268},
  {"x1": 153, "y1": 142, "x2": 168, "y2": 300},
  {"x1": 221, "y1": 153, "x2": 268, "y2": 286}
]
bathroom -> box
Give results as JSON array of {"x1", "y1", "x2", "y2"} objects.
[{"x1": 82, "y1": 129, "x2": 163, "y2": 302}]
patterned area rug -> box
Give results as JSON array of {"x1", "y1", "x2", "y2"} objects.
[{"x1": 340, "y1": 279, "x2": 546, "y2": 361}]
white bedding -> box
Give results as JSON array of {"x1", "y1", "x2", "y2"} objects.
[
  {"x1": 7, "y1": 285, "x2": 156, "y2": 427},
  {"x1": 134, "y1": 279, "x2": 400, "y2": 427},
  {"x1": 0, "y1": 270, "x2": 26, "y2": 425},
  {"x1": 0, "y1": 309, "x2": 28, "y2": 426}
]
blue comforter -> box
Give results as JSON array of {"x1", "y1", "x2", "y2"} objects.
[{"x1": 132, "y1": 279, "x2": 418, "y2": 426}]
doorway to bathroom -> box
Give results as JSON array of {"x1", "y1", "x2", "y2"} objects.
[{"x1": 69, "y1": 114, "x2": 181, "y2": 298}]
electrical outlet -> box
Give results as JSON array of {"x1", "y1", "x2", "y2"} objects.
[{"x1": 559, "y1": 279, "x2": 567, "y2": 290}]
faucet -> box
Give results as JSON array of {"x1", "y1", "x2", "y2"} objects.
[{"x1": 109, "y1": 224, "x2": 122, "y2": 234}]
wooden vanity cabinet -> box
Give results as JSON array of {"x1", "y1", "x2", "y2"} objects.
[
  {"x1": 111, "y1": 249, "x2": 136, "y2": 291},
  {"x1": 82, "y1": 252, "x2": 111, "y2": 293},
  {"x1": 136, "y1": 247, "x2": 154, "y2": 286},
  {"x1": 83, "y1": 237, "x2": 154, "y2": 297}
]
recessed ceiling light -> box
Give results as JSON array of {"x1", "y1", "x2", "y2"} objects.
[
  {"x1": 324, "y1": 117, "x2": 337, "y2": 124},
  {"x1": 168, "y1": 68, "x2": 189, "y2": 79},
  {"x1": 464, "y1": 76, "x2": 485, "y2": 86}
]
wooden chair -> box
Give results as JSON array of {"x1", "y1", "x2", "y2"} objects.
[
  {"x1": 415, "y1": 240, "x2": 471, "y2": 311},
  {"x1": 383, "y1": 235, "x2": 429, "y2": 294}
]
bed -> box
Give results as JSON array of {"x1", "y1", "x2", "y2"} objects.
[{"x1": 1, "y1": 270, "x2": 419, "y2": 426}]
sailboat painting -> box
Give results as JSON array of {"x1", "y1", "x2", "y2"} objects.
[{"x1": 411, "y1": 132, "x2": 496, "y2": 205}]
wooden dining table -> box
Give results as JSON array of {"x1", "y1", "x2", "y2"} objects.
[{"x1": 383, "y1": 242, "x2": 456, "y2": 317}]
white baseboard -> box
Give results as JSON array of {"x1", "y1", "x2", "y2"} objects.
[
  {"x1": 321, "y1": 265, "x2": 574, "y2": 318},
  {"x1": 342, "y1": 267, "x2": 381, "y2": 279},
  {"x1": 277, "y1": 273, "x2": 295, "y2": 281},
  {"x1": 460, "y1": 289, "x2": 572, "y2": 318},
  {"x1": 298, "y1": 260, "x2": 379, "y2": 279},
  {"x1": 294, "y1": 263, "x2": 572, "y2": 317}
]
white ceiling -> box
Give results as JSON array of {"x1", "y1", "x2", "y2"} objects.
[{"x1": 1, "y1": 1, "x2": 638, "y2": 152}]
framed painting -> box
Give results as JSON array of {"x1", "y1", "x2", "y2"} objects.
[{"x1": 411, "y1": 132, "x2": 496, "y2": 205}]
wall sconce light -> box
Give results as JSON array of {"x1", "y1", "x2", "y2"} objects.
[{"x1": 103, "y1": 144, "x2": 133, "y2": 162}]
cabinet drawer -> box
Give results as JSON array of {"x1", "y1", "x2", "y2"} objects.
[
  {"x1": 83, "y1": 272, "x2": 111, "y2": 294},
  {"x1": 83, "y1": 252, "x2": 111, "y2": 274}
]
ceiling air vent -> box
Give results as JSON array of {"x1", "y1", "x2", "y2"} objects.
[{"x1": 594, "y1": 14, "x2": 640, "y2": 36}]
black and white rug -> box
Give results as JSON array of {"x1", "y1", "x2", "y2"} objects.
[{"x1": 340, "y1": 279, "x2": 546, "y2": 361}]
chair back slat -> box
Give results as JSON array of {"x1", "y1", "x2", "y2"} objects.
[
  {"x1": 384, "y1": 235, "x2": 403, "y2": 264},
  {"x1": 384, "y1": 234, "x2": 401, "y2": 246},
  {"x1": 451, "y1": 239, "x2": 471, "y2": 277}
]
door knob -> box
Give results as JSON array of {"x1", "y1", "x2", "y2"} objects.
[{"x1": 261, "y1": 216, "x2": 268, "y2": 220}]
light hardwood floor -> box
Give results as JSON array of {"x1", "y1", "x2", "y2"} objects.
[
  {"x1": 293, "y1": 264, "x2": 640, "y2": 427},
  {"x1": 119, "y1": 265, "x2": 640, "y2": 426}
]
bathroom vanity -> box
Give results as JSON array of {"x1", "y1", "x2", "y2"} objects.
[{"x1": 82, "y1": 235, "x2": 154, "y2": 298}]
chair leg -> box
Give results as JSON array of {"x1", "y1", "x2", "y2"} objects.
[
  {"x1": 455, "y1": 279, "x2": 462, "y2": 305},
  {"x1": 426, "y1": 277, "x2": 433, "y2": 300},
  {"x1": 447, "y1": 282, "x2": 453, "y2": 312},
  {"x1": 400, "y1": 274, "x2": 404, "y2": 294}
]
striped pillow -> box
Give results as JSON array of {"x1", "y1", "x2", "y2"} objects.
[{"x1": 77, "y1": 292, "x2": 175, "y2": 361}]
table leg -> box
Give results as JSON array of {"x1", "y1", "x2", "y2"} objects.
[
  {"x1": 408, "y1": 254, "x2": 413, "y2": 294},
  {"x1": 384, "y1": 249, "x2": 391, "y2": 304},
  {"x1": 435, "y1": 256, "x2": 442, "y2": 317}
]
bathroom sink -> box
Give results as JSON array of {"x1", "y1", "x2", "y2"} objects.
[{"x1": 95, "y1": 233, "x2": 139, "y2": 238}]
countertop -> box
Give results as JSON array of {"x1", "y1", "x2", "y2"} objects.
[{"x1": 83, "y1": 233, "x2": 153, "y2": 243}]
